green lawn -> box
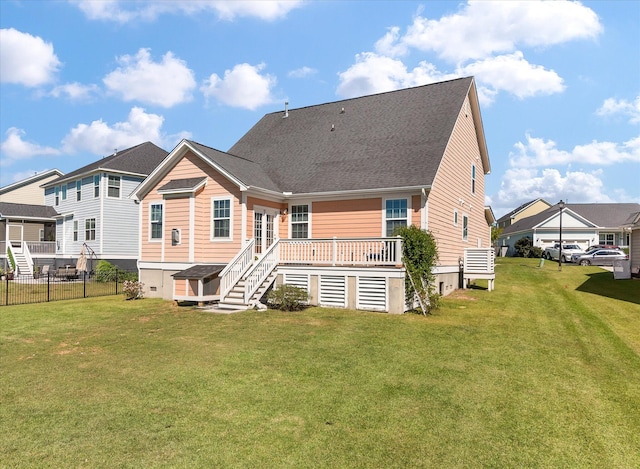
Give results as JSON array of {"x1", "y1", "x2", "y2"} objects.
[{"x1": 1, "y1": 258, "x2": 639, "y2": 468}]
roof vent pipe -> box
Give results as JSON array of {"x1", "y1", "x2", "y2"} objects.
[{"x1": 283, "y1": 101, "x2": 289, "y2": 118}]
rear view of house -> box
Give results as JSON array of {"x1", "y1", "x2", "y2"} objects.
[{"x1": 131, "y1": 77, "x2": 494, "y2": 312}]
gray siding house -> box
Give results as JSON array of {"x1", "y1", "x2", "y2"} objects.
[
  {"x1": 41, "y1": 142, "x2": 168, "y2": 270},
  {"x1": 497, "y1": 202, "x2": 640, "y2": 257}
]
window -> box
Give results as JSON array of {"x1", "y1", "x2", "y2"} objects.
[
  {"x1": 73, "y1": 221, "x2": 78, "y2": 241},
  {"x1": 599, "y1": 233, "x2": 615, "y2": 245},
  {"x1": 55, "y1": 187, "x2": 59, "y2": 206},
  {"x1": 107, "y1": 175, "x2": 121, "y2": 198},
  {"x1": 150, "y1": 203, "x2": 163, "y2": 240},
  {"x1": 85, "y1": 218, "x2": 96, "y2": 241},
  {"x1": 453, "y1": 209, "x2": 458, "y2": 226},
  {"x1": 462, "y1": 215, "x2": 469, "y2": 241},
  {"x1": 39, "y1": 229, "x2": 45, "y2": 242},
  {"x1": 76, "y1": 181, "x2": 81, "y2": 201},
  {"x1": 94, "y1": 175, "x2": 100, "y2": 198},
  {"x1": 61, "y1": 184, "x2": 67, "y2": 201},
  {"x1": 291, "y1": 204, "x2": 309, "y2": 238},
  {"x1": 385, "y1": 199, "x2": 407, "y2": 236},
  {"x1": 212, "y1": 199, "x2": 231, "y2": 239},
  {"x1": 471, "y1": 164, "x2": 476, "y2": 195}
]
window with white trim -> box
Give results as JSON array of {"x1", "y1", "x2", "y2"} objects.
[
  {"x1": 599, "y1": 233, "x2": 615, "y2": 245},
  {"x1": 453, "y1": 209, "x2": 458, "y2": 226},
  {"x1": 94, "y1": 175, "x2": 100, "y2": 198},
  {"x1": 462, "y1": 215, "x2": 469, "y2": 241},
  {"x1": 385, "y1": 198, "x2": 408, "y2": 236},
  {"x1": 61, "y1": 184, "x2": 67, "y2": 201},
  {"x1": 73, "y1": 221, "x2": 79, "y2": 241},
  {"x1": 55, "y1": 187, "x2": 59, "y2": 206},
  {"x1": 39, "y1": 229, "x2": 45, "y2": 242},
  {"x1": 85, "y1": 218, "x2": 96, "y2": 241},
  {"x1": 107, "y1": 175, "x2": 121, "y2": 198},
  {"x1": 212, "y1": 198, "x2": 231, "y2": 239},
  {"x1": 76, "y1": 181, "x2": 81, "y2": 201},
  {"x1": 150, "y1": 203, "x2": 163, "y2": 240},
  {"x1": 291, "y1": 204, "x2": 309, "y2": 238},
  {"x1": 471, "y1": 164, "x2": 476, "y2": 195}
]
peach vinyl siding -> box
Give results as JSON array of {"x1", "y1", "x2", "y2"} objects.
[
  {"x1": 428, "y1": 95, "x2": 489, "y2": 266},
  {"x1": 163, "y1": 197, "x2": 190, "y2": 262},
  {"x1": 140, "y1": 150, "x2": 244, "y2": 264},
  {"x1": 312, "y1": 199, "x2": 381, "y2": 238}
]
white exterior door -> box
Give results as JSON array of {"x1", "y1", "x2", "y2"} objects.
[{"x1": 254, "y1": 207, "x2": 278, "y2": 255}]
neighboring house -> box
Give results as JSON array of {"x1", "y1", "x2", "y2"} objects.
[
  {"x1": 625, "y1": 211, "x2": 640, "y2": 275},
  {"x1": 0, "y1": 169, "x2": 64, "y2": 205},
  {"x1": 497, "y1": 202, "x2": 640, "y2": 256},
  {"x1": 495, "y1": 198, "x2": 551, "y2": 230},
  {"x1": 131, "y1": 77, "x2": 495, "y2": 313},
  {"x1": 41, "y1": 142, "x2": 168, "y2": 270},
  {"x1": 0, "y1": 202, "x2": 58, "y2": 275}
]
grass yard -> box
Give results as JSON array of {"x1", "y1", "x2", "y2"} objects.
[{"x1": 1, "y1": 258, "x2": 639, "y2": 468}]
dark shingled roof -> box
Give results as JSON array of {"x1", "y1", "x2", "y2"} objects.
[
  {"x1": 158, "y1": 177, "x2": 207, "y2": 193},
  {"x1": 188, "y1": 141, "x2": 281, "y2": 192},
  {"x1": 228, "y1": 77, "x2": 474, "y2": 193},
  {"x1": 502, "y1": 202, "x2": 640, "y2": 235},
  {"x1": 172, "y1": 264, "x2": 226, "y2": 280},
  {"x1": 44, "y1": 142, "x2": 168, "y2": 187},
  {"x1": 0, "y1": 202, "x2": 59, "y2": 219}
]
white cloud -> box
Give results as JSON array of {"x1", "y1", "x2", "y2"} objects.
[
  {"x1": 460, "y1": 52, "x2": 564, "y2": 104},
  {"x1": 71, "y1": 0, "x2": 303, "y2": 23},
  {"x1": 49, "y1": 82, "x2": 100, "y2": 101},
  {"x1": 201, "y1": 63, "x2": 276, "y2": 110},
  {"x1": 390, "y1": 1, "x2": 602, "y2": 63},
  {"x1": 103, "y1": 48, "x2": 195, "y2": 108},
  {"x1": 61, "y1": 107, "x2": 182, "y2": 155},
  {"x1": 336, "y1": 52, "x2": 457, "y2": 98},
  {"x1": 0, "y1": 128, "x2": 60, "y2": 165},
  {"x1": 496, "y1": 167, "x2": 614, "y2": 209},
  {"x1": 0, "y1": 28, "x2": 61, "y2": 87},
  {"x1": 596, "y1": 96, "x2": 640, "y2": 125},
  {"x1": 510, "y1": 134, "x2": 640, "y2": 168},
  {"x1": 288, "y1": 66, "x2": 317, "y2": 78}
]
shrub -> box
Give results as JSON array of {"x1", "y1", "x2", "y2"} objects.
[
  {"x1": 123, "y1": 280, "x2": 144, "y2": 300},
  {"x1": 267, "y1": 285, "x2": 309, "y2": 311},
  {"x1": 95, "y1": 260, "x2": 117, "y2": 282},
  {"x1": 395, "y1": 225, "x2": 440, "y2": 315}
]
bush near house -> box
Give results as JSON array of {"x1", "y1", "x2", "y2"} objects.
[{"x1": 514, "y1": 237, "x2": 543, "y2": 258}]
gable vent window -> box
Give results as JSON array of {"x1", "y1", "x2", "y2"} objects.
[{"x1": 471, "y1": 164, "x2": 476, "y2": 195}]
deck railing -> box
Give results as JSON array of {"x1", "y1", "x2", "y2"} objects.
[
  {"x1": 219, "y1": 239, "x2": 255, "y2": 299},
  {"x1": 279, "y1": 236, "x2": 403, "y2": 267},
  {"x1": 244, "y1": 240, "x2": 280, "y2": 303},
  {"x1": 25, "y1": 241, "x2": 56, "y2": 255}
]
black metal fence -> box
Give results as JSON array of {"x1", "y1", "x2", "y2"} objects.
[{"x1": 0, "y1": 270, "x2": 137, "y2": 307}]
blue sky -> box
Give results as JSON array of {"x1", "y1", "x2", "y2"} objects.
[{"x1": 1, "y1": 0, "x2": 638, "y2": 217}]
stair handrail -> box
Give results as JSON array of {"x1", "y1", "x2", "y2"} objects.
[
  {"x1": 22, "y1": 241, "x2": 35, "y2": 278},
  {"x1": 243, "y1": 240, "x2": 280, "y2": 304},
  {"x1": 219, "y1": 239, "x2": 256, "y2": 300}
]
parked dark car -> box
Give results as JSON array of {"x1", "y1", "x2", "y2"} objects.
[{"x1": 574, "y1": 249, "x2": 628, "y2": 266}]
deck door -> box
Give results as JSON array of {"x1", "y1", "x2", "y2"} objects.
[{"x1": 254, "y1": 207, "x2": 279, "y2": 255}]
